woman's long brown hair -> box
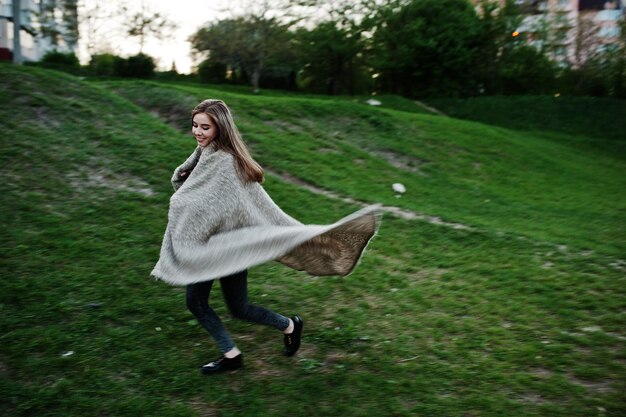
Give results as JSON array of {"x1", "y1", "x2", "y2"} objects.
[{"x1": 192, "y1": 99, "x2": 264, "y2": 183}]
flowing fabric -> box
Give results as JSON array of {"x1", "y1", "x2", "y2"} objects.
[{"x1": 151, "y1": 144, "x2": 381, "y2": 285}]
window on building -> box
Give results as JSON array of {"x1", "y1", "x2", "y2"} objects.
[
  {"x1": 582, "y1": 0, "x2": 623, "y2": 10},
  {"x1": 598, "y1": 26, "x2": 620, "y2": 37},
  {"x1": 0, "y1": 0, "x2": 11, "y2": 18},
  {"x1": 597, "y1": 9, "x2": 623, "y2": 20},
  {"x1": 580, "y1": 0, "x2": 613, "y2": 10}
]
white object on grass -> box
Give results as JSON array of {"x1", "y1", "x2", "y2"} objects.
[{"x1": 392, "y1": 183, "x2": 406, "y2": 194}]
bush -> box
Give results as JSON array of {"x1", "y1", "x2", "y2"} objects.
[
  {"x1": 34, "y1": 50, "x2": 81, "y2": 74},
  {"x1": 198, "y1": 59, "x2": 227, "y2": 83},
  {"x1": 557, "y1": 50, "x2": 626, "y2": 98},
  {"x1": 41, "y1": 50, "x2": 80, "y2": 67},
  {"x1": 113, "y1": 53, "x2": 155, "y2": 79},
  {"x1": 155, "y1": 70, "x2": 184, "y2": 81},
  {"x1": 558, "y1": 66, "x2": 607, "y2": 96},
  {"x1": 259, "y1": 66, "x2": 297, "y2": 91},
  {"x1": 497, "y1": 46, "x2": 557, "y2": 95},
  {"x1": 89, "y1": 53, "x2": 118, "y2": 76}
]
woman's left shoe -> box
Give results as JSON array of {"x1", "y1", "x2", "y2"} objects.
[
  {"x1": 283, "y1": 315, "x2": 303, "y2": 357},
  {"x1": 200, "y1": 354, "x2": 243, "y2": 374}
]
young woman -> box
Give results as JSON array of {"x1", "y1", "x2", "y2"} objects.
[{"x1": 152, "y1": 99, "x2": 380, "y2": 375}]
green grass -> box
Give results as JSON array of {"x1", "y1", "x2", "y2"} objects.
[
  {"x1": 103, "y1": 80, "x2": 625, "y2": 256},
  {"x1": 125, "y1": 78, "x2": 435, "y2": 115},
  {"x1": 427, "y1": 95, "x2": 626, "y2": 143},
  {"x1": 1, "y1": 64, "x2": 625, "y2": 417}
]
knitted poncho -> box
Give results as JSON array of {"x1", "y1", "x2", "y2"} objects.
[{"x1": 151, "y1": 144, "x2": 381, "y2": 285}]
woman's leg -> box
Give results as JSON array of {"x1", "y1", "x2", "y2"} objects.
[
  {"x1": 220, "y1": 270, "x2": 291, "y2": 331},
  {"x1": 186, "y1": 280, "x2": 237, "y2": 354}
]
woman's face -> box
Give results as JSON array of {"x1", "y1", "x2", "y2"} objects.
[{"x1": 192, "y1": 113, "x2": 218, "y2": 147}]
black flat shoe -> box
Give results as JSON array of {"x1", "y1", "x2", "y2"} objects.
[
  {"x1": 283, "y1": 315, "x2": 303, "y2": 357},
  {"x1": 200, "y1": 354, "x2": 243, "y2": 374}
]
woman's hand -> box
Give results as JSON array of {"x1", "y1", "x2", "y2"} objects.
[{"x1": 180, "y1": 170, "x2": 189, "y2": 178}]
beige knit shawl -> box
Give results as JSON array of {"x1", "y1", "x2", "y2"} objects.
[{"x1": 151, "y1": 144, "x2": 381, "y2": 285}]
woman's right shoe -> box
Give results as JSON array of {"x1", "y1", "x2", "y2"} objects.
[
  {"x1": 200, "y1": 354, "x2": 243, "y2": 374},
  {"x1": 283, "y1": 315, "x2": 303, "y2": 357}
]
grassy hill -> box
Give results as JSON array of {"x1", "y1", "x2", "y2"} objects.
[
  {"x1": 427, "y1": 95, "x2": 626, "y2": 143},
  {"x1": 103, "y1": 79, "x2": 625, "y2": 256},
  {"x1": 1, "y1": 64, "x2": 625, "y2": 417}
]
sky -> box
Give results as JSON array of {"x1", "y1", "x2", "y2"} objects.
[{"x1": 78, "y1": 0, "x2": 232, "y2": 74}]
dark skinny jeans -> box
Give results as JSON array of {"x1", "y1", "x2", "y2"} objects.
[{"x1": 186, "y1": 269, "x2": 290, "y2": 353}]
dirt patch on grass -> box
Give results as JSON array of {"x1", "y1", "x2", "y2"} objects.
[
  {"x1": 36, "y1": 108, "x2": 62, "y2": 128},
  {"x1": 567, "y1": 374, "x2": 615, "y2": 394},
  {"x1": 266, "y1": 169, "x2": 362, "y2": 206},
  {"x1": 379, "y1": 206, "x2": 471, "y2": 229},
  {"x1": 574, "y1": 347, "x2": 594, "y2": 356},
  {"x1": 263, "y1": 119, "x2": 305, "y2": 134},
  {"x1": 516, "y1": 393, "x2": 548, "y2": 405},
  {"x1": 414, "y1": 100, "x2": 447, "y2": 116},
  {"x1": 369, "y1": 149, "x2": 429, "y2": 174},
  {"x1": 406, "y1": 268, "x2": 451, "y2": 284},
  {"x1": 371, "y1": 252, "x2": 409, "y2": 267},
  {"x1": 68, "y1": 165, "x2": 155, "y2": 197},
  {"x1": 251, "y1": 357, "x2": 289, "y2": 378},
  {"x1": 530, "y1": 367, "x2": 552, "y2": 378},
  {"x1": 324, "y1": 351, "x2": 348, "y2": 365},
  {"x1": 188, "y1": 396, "x2": 220, "y2": 417},
  {"x1": 265, "y1": 168, "x2": 472, "y2": 230},
  {"x1": 130, "y1": 93, "x2": 197, "y2": 132},
  {"x1": 609, "y1": 259, "x2": 626, "y2": 271}
]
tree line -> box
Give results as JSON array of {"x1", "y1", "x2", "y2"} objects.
[
  {"x1": 25, "y1": 0, "x2": 626, "y2": 99},
  {"x1": 188, "y1": 0, "x2": 626, "y2": 98}
]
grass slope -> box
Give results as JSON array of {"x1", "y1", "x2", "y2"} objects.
[
  {"x1": 104, "y1": 80, "x2": 625, "y2": 257},
  {"x1": 1, "y1": 65, "x2": 625, "y2": 417},
  {"x1": 426, "y1": 95, "x2": 626, "y2": 143}
]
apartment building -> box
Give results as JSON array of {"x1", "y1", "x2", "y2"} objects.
[
  {"x1": 0, "y1": 0, "x2": 74, "y2": 62},
  {"x1": 476, "y1": 0, "x2": 624, "y2": 65}
]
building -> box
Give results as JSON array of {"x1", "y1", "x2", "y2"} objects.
[
  {"x1": 580, "y1": 0, "x2": 624, "y2": 56},
  {"x1": 475, "y1": 0, "x2": 624, "y2": 66},
  {"x1": 0, "y1": 0, "x2": 75, "y2": 62}
]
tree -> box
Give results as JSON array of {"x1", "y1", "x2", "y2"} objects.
[
  {"x1": 122, "y1": 2, "x2": 175, "y2": 53},
  {"x1": 190, "y1": 16, "x2": 295, "y2": 91},
  {"x1": 573, "y1": 15, "x2": 600, "y2": 67},
  {"x1": 38, "y1": 0, "x2": 60, "y2": 47},
  {"x1": 473, "y1": 0, "x2": 524, "y2": 94},
  {"x1": 369, "y1": 0, "x2": 483, "y2": 98},
  {"x1": 61, "y1": 0, "x2": 79, "y2": 50},
  {"x1": 611, "y1": 15, "x2": 626, "y2": 97},
  {"x1": 498, "y1": 45, "x2": 557, "y2": 94},
  {"x1": 37, "y1": 0, "x2": 79, "y2": 50},
  {"x1": 79, "y1": 2, "x2": 118, "y2": 56},
  {"x1": 294, "y1": 21, "x2": 365, "y2": 94},
  {"x1": 190, "y1": 0, "x2": 336, "y2": 91},
  {"x1": 197, "y1": 59, "x2": 228, "y2": 84},
  {"x1": 528, "y1": 9, "x2": 573, "y2": 64},
  {"x1": 557, "y1": 14, "x2": 625, "y2": 97}
]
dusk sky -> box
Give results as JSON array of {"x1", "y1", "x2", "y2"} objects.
[{"x1": 78, "y1": 0, "x2": 231, "y2": 73}]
